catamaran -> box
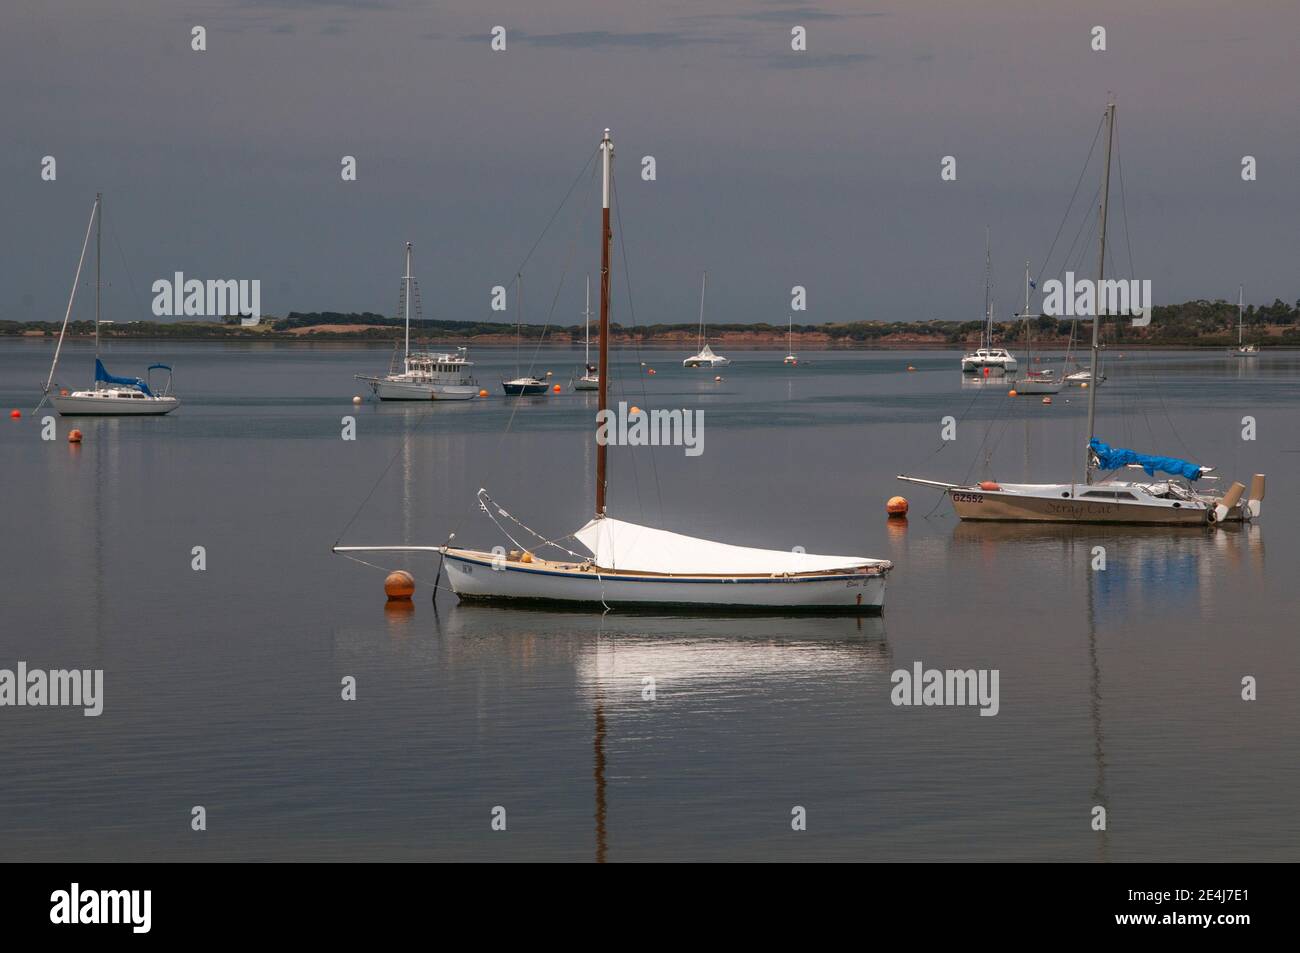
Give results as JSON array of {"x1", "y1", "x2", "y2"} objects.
[
  {"x1": 900, "y1": 101, "x2": 1263, "y2": 526},
  {"x1": 337, "y1": 129, "x2": 893, "y2": 611},
  {"x1": 573, "y1": 275, "x2": 600, "y2": 391},
  {"x1": 960, "y1": 233, "x2": 1017, "y2": 374},
  {"x1": 682, "y1": 272, "x2": 731, "y2": 368},
  {"x1": 1011, "y1": 261, "x2": 1062, "y2": 395},
  {"x1": 42, "y1": 194, "x2": 180, "y2": 417},
  {"x1": 356, "y1": 243, "x2": 479, "y2": 400},
  {"x1": 1230, "y1": 285, "x2": 1258, "y2": 357}
]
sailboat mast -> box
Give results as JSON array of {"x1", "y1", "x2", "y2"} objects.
[
  {"x1": 983, "y1": 228, "x2": 991, "y2": 349},
  {"x1": 43, "y1": 197, "x2": 98, "y2": 398},
  {"x1": 1024, "y1": 260, "x2": 1032, "y2": 367},
  {"x1": 1084, "y1": 100, "x2": 1115, "y2": 485},
  {"x1": 403, "y1": 241, "x2": 412, "y2": 361},
  {"x1": 95, "y1": 192, "x2": 102, "y2": 358},
  {"x1": 1238, "y1": 284, "x2": 1244, "y2": 346},
  {"x1": 584, "y1": 275, "x2": 592, "y2": 365},
  {"x1": 596, "y1": 129, "x2": 613, "y2": 518},
  {"x1": 698, "y1": 272, "x2": 708, "y2": 349}
]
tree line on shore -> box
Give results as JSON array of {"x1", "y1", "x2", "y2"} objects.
[{"x1": 4, "y1": 297, "x2": 1297, "y2": 346}]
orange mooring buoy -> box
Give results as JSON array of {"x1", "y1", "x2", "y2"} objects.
[
  {"x1": 384, "y1": 570, "x2": 415, "y2": 601},
  {"x1": 552, "y1": 383, "x2": 562, "y2": 393},
  {"x1": 648, "y1": 368, "x2": 656, "y2": 375},
  {"x1": 1080, "y1": 381, "x2": 1089, "y2": 389},
  {"x1": 68, "y1": 429, "x2": 83, "y2": 444},
  {"x1": 1008, "y1": 389, "x2": 1018, "y2": 397},
  {"x1": 9, "y1": 409, "x2": 20, "y2": 419},
  {"x1": 886, "y1": 495, "x2": 909, "y2": 517},
  {"x1": 629, "y1": 405, "x2": 642, "y2": 415},
  {"x1": 478, "y1": 389, "x2": 489, "y2": 398}
]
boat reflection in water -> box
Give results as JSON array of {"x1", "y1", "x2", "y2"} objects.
[{"x1": 432, "y1": 602, "x2": 888, "y2": 862}]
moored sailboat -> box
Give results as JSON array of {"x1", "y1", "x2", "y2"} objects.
[
  {"x1": 573, "y1": 275, "x2": 600, "y2": 391},
  {"x1": 1230, "y1": 285, "x2": 1258, "y2": 357},
  {"x1": 1011, "y1": 261, "x2": 1062, "y2": 395},
  {"x1": 900, "y1": 101, "x2": 1263, "y2": 526},
  {"x1": 43, "y1": 194, "x2": 180, "y2": 417},
  {"x1": 682, "y1": 272, "x2": 730, "y2": 368},
  {"x1": 336, "y1": 129, "x2": 893, "y2": 611}
]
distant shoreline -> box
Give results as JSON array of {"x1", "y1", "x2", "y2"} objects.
[{"x1": 5, "y1": 333, "x2": 1295, "y2": 351}]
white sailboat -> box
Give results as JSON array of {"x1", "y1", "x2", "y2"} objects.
[
  {"x1": 682, "y1": 272, "x2": 730, "y2": 367},
  {"x1": 1230, "y1": 285, "x2": 1258, "y2": 357},
  {"x1": 43, "y1": 194, "x2": 180, "y2": 416},
  {"x1": 961, "y1": 230, "x2": 1018, "y2": 374},
  {"x1": 1011, "y1": 261, "x2": 1062, "y2": 394},
  {"x1": 783, "y1": 314, "x2": 797, "y2": 364},
  {"x1": 337, "y1": 129, "x2": 893, "y2": 611},
  {"x1": 901, "y1": 101, "x2": 1263, "y2": 526},
  {"x1": 356, "y1": 243, "x2": 479, "y2": 400},
  {"x1": 573, "y1": 275, "x2": 600, "y2": 391}
]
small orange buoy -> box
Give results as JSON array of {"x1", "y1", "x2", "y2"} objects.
[
  {"x1": 1080, "y1": 382, "x2": 1088, "y2": 389},
  {"x1": 1041, "y1": 396, "x2": 1052, "y2": 404},
  {"x1": 648, "y1": 368, "x2": 655, "y2": 375},
  {"x1": 552, "y1": 383, "x2": 562, "y2": 393},
  {"x1": 978, "y1": 480, "x2": 1001, "y2": 491},
  {"x1": 1007, "y1": 389, "x2": 1018, "y2": 397},
  {"x1": 478, "y1": 389, "x2": 489, "y2": 398},
  {"x1": 629, "y1": 405, "x2": 642, "y2": 415},
  {"x1": 60, "y1": 389, "x2": 69, "y2": 396},
  {"x1": 9, "y1": 409, "x2": 20, "y2": 419},
  {"x1": 68, "y1": 429, "x2": 83, "y2": 444},
  {"x1": 886, "y1": 496, "x2": 909, "y2": 517},
  {"x1": 383, "y1": 570, "x2": 415, "y2": 601}
]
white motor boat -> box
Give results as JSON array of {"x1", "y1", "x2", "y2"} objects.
[
  {"x1": 356, "y1": 243, "x2": 478, "y2": 400},
  {"x1": 337, "y1": 128, "x2": 892, "y2": 613},
  {"x1": 41, "y1": 194, "x2": 180, "y2": 417},
  {"x1": 682, "y1": 272, "x2": 730, "y2": 367}
]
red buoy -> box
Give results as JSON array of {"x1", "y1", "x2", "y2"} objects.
[{"x1": 384, "y1": 571, "x2": 415, "y2": 601}]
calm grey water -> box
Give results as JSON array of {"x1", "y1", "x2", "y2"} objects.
[{"x1": 2, "y1": 339, "x2": 1297, "y2": 862}]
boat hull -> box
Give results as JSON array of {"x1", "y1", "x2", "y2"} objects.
[
  {"x1": 50, "y1": 394, "x2": 179, "y2": 416},
  {"x1": 947, "y1": 487, "x2": 1209, "y2": 524},
  {"x1": 364, "y1": 378, "x2": 477, "y2": 400},
  {"x1": 572, "y1": 377, "x2": 599, "y2": 391},
  {"x1": 442, "y1": 550, "x2": 887, "y2": 612},
  {"x1": 502, "y1": 382, "x2": 550, "y2": 396},
  {"x1": 1012, "y1": 378, "x2": 1063, "y2": 394}
]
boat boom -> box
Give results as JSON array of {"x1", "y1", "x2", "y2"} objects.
[{"x1": 896, "y1": 475, "x2": 962, "y2": 490}]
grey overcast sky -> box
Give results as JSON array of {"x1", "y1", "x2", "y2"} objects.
[{"x1": 2, "y1": 0, "x2": 1297, "y2": 326}]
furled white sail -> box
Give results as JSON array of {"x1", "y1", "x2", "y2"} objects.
[{"x1": 574, "y1": 517, "x2": 889, "y2": 575}]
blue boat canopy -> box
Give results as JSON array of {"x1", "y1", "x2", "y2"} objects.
[
  {"x1": 95, "y1": 358, "x2": 154, "y2": 397},
  {"x1": 1089, "y1": 438, "x2": 1203, "y2": 481}
]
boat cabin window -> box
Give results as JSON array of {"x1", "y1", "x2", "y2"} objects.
[{"x1": 1081, "y1": 490, "x2": 1137, "y2": 500}]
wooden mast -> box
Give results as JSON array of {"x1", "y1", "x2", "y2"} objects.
[{"x1": 596, "y1": 129, "x2": 613, "y2": 517}]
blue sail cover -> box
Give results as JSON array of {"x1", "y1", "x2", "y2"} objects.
[
  {"x1": 95, "y1": 358, "x2": 153, "y2": 397},
  {"x1": 1089, "y1": 438, "x2": 1203, "y2": 481}
]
